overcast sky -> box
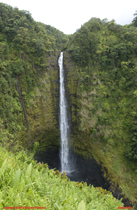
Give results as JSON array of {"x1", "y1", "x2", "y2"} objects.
[{"x1": 0, "y1": 0, "x2": 137, "y2": 34}]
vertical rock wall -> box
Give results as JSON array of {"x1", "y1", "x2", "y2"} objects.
[
  {"x1": 19, "y1": 51, "x2": 61, "y2": 153},
  {"x1": 63, "y1": 51, "x2": 93, "y2": 159}
]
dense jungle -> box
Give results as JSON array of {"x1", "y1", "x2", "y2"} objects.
[{"x1": 0, "y1": 3, "x2": 137, "y2": 209}]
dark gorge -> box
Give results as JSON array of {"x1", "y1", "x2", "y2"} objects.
[{"x1": 34, "y1": 141, "x2": 133, "y2": 208}]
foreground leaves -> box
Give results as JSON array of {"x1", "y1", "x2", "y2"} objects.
[{"x1": 0, "y1": 147, "x2": 124, "y2": 209}]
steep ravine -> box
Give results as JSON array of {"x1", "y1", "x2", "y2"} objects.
[{"x1": 34, "y1": 51, "x2": 136, "y2": 208}]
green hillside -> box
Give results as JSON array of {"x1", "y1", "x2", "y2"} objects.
[
  {"x1": 64, "y1": 17, "x2": 137, "y2": 204},
  {"x1": 67, "y1": 17, "x2": 137, "y2": 165},
  {"x1": 0, "y1": 3, "x2": 67, "y2": 150}
]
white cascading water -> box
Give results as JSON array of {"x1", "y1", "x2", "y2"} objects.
[{"x1": 58, "y1": 52, "x2": 71, "y2": 173}]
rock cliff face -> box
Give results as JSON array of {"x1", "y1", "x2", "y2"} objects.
[
  {"x1": 31, "y1": 50, "x2": 111, "y2": 184},
  {"x1": 33, "y1": 51, "x2": 60, "y2": 165},
  {"x1": 20, "y1": 51, "x2": 61, "y2": 153},
  {"x1": 34, "y1": 50, "x2": 81, "y2": 163},
  {"x1": 34, "y1": 50, "x2": 78, "y2": 167},
  {"x1": 63, "y1": 51, "x2": 97, "y2": 159},
  {"x1": 33, "y1": 50, "x2": 99, "y2": 172}
]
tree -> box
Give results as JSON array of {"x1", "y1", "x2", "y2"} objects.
[{"x1": 132, "y1": 11, "x2": 137, "y2": 27}]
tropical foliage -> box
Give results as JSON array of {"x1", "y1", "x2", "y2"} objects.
[
  {"x1": 67, "y1": 17, "x2": 137, "y2": 164},
  {"x1": 0, "y1": 3, "x2": 67, "y2": 149},
  {"x1": 0, "y1": 147, "x2": 123, "y2": 209},
  {"x1": 63, "y1": 16, "x2": 137, "y2": 204}
]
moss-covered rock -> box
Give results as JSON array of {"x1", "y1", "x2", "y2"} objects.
[{"x1": 16, "y1": 51, "x2": 60, "y2": 152}]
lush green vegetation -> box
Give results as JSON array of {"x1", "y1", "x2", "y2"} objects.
[
  {"x1": 43, "y1": 24, "x2": 69, "y2": 50},
  {"x1": 67, "y1": 16, "x2": 137, "y2": 164},
  {"x1": 0, "y1": 147, "x2": 123, "y2": 209},
  {"x1": 1, "y1": 2, "x2": 137, "y2": 208},
  {"x1": 64, "y1": 16, "x2": 137, "y2": 203},
  {"x1": 132, "y1": 11, "x2": 137, "y2": 27},
  {"x1": 0, "y1": 3, "x2": 67, "y2": 149}
]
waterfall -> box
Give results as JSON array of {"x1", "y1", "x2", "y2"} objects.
[{"x1": 58, "y1": 52, "x2": 71, "y2": 173}]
